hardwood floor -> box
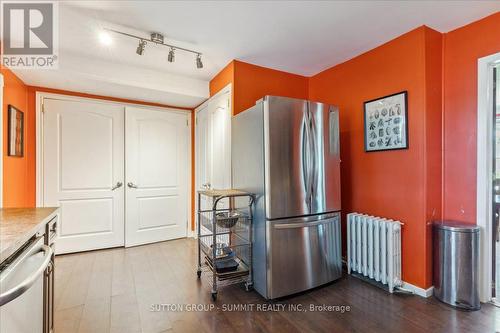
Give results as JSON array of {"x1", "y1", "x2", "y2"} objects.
[{"x1": 55, "y1": 238, "x2": 500, "y2": 333}]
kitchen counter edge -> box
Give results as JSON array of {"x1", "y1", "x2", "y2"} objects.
[{"x1": 0, "y1": 207, "x2": 59, "y2": 264}]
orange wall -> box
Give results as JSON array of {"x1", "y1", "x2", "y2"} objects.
[
  {"x1": 442, "y1": 12, "x2": 500, "y2": 223},
  {"x1": 209, "y1": 60, "x2": 309, "y2": 114},
  {"x1": 232, "y1": 60, "x2": 309, "y2": 114},
  {"x1": 308, "y1": 26, "x2": 442, "y2": 288},
  {"x1": 423, "y1": 28, "x2": 444, "y2": 286},
  {"x1": 209, "y1": 61, "x2": 234, "y2": 96},
  {"x1": 2, "y1": 68, "x2": 30, "y2": 207}
]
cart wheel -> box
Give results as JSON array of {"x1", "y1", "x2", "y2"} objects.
[
  {"x1": 197, "y1": 270, "x2": 201, "y2": 279},
  {"x1": 211, "y1": 292, "x2": 217, "y2": 301}
]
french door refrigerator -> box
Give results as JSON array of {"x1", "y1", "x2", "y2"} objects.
[{"x1": 232, "y1": 95, "x2": 342, "y2": 299}]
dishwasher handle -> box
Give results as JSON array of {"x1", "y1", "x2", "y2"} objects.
[{"x1": 0, "y1": 244, "x2": 53, "y2": 307}]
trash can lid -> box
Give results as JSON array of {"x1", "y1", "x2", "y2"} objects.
[{"x1": 433, "y1": 220, "x2": 480, "y2": 232}]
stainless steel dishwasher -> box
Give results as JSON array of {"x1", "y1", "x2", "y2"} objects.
[{"x1": 0, "y1": 235, "x2": 53, "y2": 333}]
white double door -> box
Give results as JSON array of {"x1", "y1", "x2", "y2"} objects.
[{"x1": 43, "y1": 99, "x2": 189, "y2": 254}]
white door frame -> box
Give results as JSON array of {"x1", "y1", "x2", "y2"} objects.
[
  {"x1": 194, "y1": 83, "x2": 232, "y2": 237},
  {"x1": 193, "y1": 103, "x2": 208, "y2": 238},
  {"x1": 35, "y1": 92, "x2": 192, "y2": 240},
  {"x1": 477, "y1": 51, "x2": 500, "y2": 303},
  {"x1": 0, "y1": 73, "x2": 4, "y2": 208}
]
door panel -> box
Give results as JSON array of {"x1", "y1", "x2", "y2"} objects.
[
  {"x1": 59, "y1": 198, "x2": 113, "y2": 236},
  {"x1": 58, "y1": 111, "x2": 113, "y2": 190},
  {"x1": 43, "y1": 99, "x2": 124, "y2": 254},
  {"x1": 210, "y1": 99, "x2": 231, "y2": 191},
  {"x1": 138, "y1": 196, "x2": 178, "y2": 230},
  {"x1": 125, "y1": 107, "x2": 189, "y2": 247},
  {"x1": 137, "y1": 119, "x2": 178, "y2": 187},
  {"x1": 267, "y1": 213, "x2": 342, "y2": 299}
]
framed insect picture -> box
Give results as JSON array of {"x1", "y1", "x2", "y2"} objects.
[
  {"x1": 364, "y1": 91, "x2": 408, "y2": 152},
  {"x1": 8, "y1": 105, "x2": 24, "y2": 157}
]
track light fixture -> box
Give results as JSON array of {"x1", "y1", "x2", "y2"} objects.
[
  {"x1": 168, "y1": 47, "x2": 175, "y2": 63},
  {"x1": 104, "y1": 29, "x2": 203, "y2": 69},
  {"x1": 136, "y1": 39, "x2": 146, "y2": 56},
  {"x1": 196, "y1": 53, "x2": 203, "y2": 69}
]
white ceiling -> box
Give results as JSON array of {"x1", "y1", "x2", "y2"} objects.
[{"x1": 13, "y1": 1, "x2": 500, "y2": 108}]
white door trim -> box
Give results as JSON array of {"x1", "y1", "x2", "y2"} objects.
[
  {"x1": 187, "y1": 111, "x2": 194, "y2": 238},
  {"x1": 35, "y1": 92, "x2": 192, "y2": 234},
  {"x1": 477, "y1": 51, "x2": 500, "y2": 303},
  {"x1": 0, "y1": 73, "x2": 4, "y2": 208},
  {"x1": 194, "y1": 103, "x2": 209, "y2": 239}
]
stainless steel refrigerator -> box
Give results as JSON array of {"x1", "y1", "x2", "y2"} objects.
[{"x1": 232, "y1": 95, "x2": 342, "y2": 299}]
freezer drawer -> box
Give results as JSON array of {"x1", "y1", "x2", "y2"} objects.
[{"x1": 267, "y1": 212, "x2": 342, "y2": 299}]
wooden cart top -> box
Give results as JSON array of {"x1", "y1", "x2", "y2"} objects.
[{"x1": 197, "y1": 189, "x2": 252, "y2": 198}]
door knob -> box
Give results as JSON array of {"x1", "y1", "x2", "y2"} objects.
[
  {"x1": 111, "y1": 182, "x2": 123, "y2": 191},
  {"x1": 127, "y1": 182, "x2": 138, "y2": 189}
]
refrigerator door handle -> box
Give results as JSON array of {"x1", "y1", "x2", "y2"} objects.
[
  {"x1": 309, "y1": 104, "x2": 318, "y2": 203},
  {"x1": 273, "y1": 218, "x2": 337, "y2": 229},
  {"x1": 308, "y1": 108, "x2": 315, "y2": 212},
  {"x1": 302, "y1": 109, "x2": 312, "y2": 213},
  {"x1": 301, "y1": 117, "x2": 308, "y2": 201}
]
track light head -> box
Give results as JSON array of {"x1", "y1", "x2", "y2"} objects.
[
  {"x1": 136, "y1": 40, "x2": 146, "y2": 56},
  {"x1": 196, "y1": 54, "x2": 203, "y2": 69},
  {"x1": 168, "y1": 48, "x2": 175, "y2": 63}
]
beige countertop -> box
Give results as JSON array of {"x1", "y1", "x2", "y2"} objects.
[{"x1": 0, "y1": 207, "x2": 59, "y2": 263}]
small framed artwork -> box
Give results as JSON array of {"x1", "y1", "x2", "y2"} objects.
[
  {"x1": 8, "y1": 105, "x2": 24, "y2": 157},
  {"x1": 364, "y1": 91, "x2": 408, "y2": 152}
]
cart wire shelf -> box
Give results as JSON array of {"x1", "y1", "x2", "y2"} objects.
[
  {"x1": 200, "y1": 258, "x2": 250, "y2": 287},
  {"x1": 199, "y1": 210, "x2": 251, "y2": 242},
  {"x1": 199, "y1": 238, "x2": 252, "y2": 267}
]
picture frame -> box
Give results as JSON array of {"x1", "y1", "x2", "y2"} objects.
[
  {"x1": 8, "y1": 105, "x2": 24, "y2": 157},
  {"x1": 364, "y1": 91, "x2": 408, "y2": 152}
]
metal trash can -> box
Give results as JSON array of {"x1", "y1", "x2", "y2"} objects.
[{"x1": 433, "y1": 221, "x2": 480, "y2": 310}]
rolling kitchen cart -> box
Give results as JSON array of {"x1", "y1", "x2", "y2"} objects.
[{"x1": 196, "y1": 189, "x2": 255, "y2": 301}]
